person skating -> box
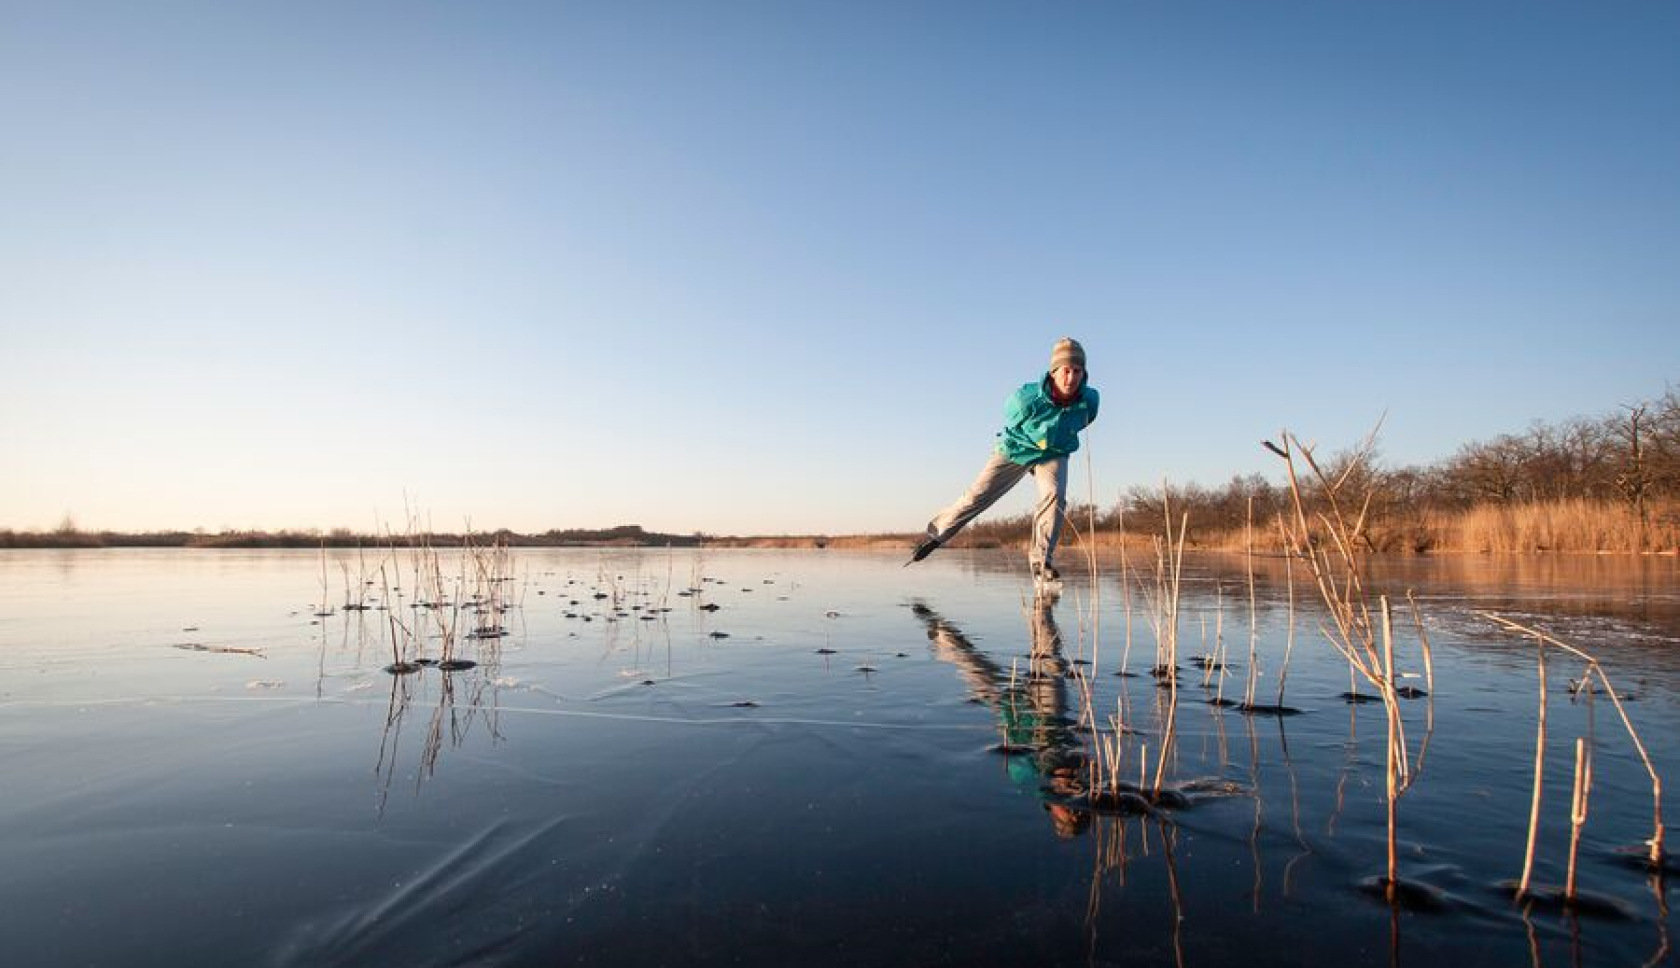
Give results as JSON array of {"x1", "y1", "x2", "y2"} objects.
[{"x1": 908, "y1": 337, "x2": 1098, "y2": 583}]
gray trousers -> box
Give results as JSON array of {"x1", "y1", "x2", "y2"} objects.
[{"x1": 926, "y1": 451, "x2": 1069, "y2": 568}]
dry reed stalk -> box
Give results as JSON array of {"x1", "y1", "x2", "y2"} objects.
[
  {"x1": 357, "y1": 540, "x2": 368, "y2": 606},
  {"x1": 1131, "y1": 541, "x2": 1170, "y2": 672},
  {"x1": 1273, "y1": 437, "x2": 1376, "y2": 677},
  {"x1": 315, "y1": 538, "x2": 333, "y2": 616},
  {"x1": 1110, "y1": 695, "x2": 1125, "y2": 795},
  {"x1": 1267, "y1": 428, "x2": 1423, "y2": 891},
  {"x1": 380, "y1": 564, "x2": 404, "y2": 667},
  {"x1": 1100, "y1": 730, "x2": 1121, "y2": 797},
  {"x1": 1566, "y1": 736, "x2": 1593, "y2": 899},
  {"x1": 661, "y1": 546, "x2": 674, "y2": 611},
  {"x1": 1150, "y1": 496, "x2": 1187, "y2": 798},
  {"x1": 1478, "y1": 612, "x2": 1666, "y2": 868},
  {"x1": 1119, "y1": 503, "x2": 1135, "y2": 678},
  {"x1": 1211, "y1": 584, "x2": 1228, "y2": 701},
  {"x1": 1147, "y1": 539, "x2": 1165, "y2": 673},
  {"x1": 1519, "y1": 634, "x2": 1547, "y2": 897},
  {"x1": 1275, "y1": 512, "x2": 1296, "y2": 708},
  {"x1": 1196, "y1": 611, "x2": 1208, "y2": 681},
  {"x1": 1150, "y1": 486, "x2": 1186, "y2": 676},
  {"x1": 1216, "y1": 581, "x2": 1229, "y2": 687},
  {"x1": 1399, "y1": 589, "x2": 1438, "y2": 784},
  {"x1": 1380, "y1": 597, "x2": 1401, "y2": 892},
  {"x1": 1085, "y1": 444, "x2": 1101, "y2": 679},
  {"x1": 1243, "y1": 496, "x2": 1259, "y2": 708},
  {"x1": 1382, "y1": 598, "x2": 1410, "y2": 785},
  {"x1": 1405, "y1": 590, "x2": 1434, "y2": 693},
  {"x1": 445, "y1": 533, "x2": 469, "y2": 660},
  {"x1": 1071, "y1": 660, "x2": 1100, "y2": 738}
]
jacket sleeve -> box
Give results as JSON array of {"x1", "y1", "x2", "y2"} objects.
[
  {"x1": 1084, "y1": 387, "x2": 1099, "y2": 426},
  {"x1": 1002, "y1": 386, "x2": 1029, "y2": 429}
]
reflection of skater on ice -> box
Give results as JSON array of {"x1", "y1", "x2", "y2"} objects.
[
  {"x1": 913, "y1": 597, "x2": 1089, "y2": 838},
  {"x1": 907, "y1": 338, "x2": 1098, "y2": 587}
]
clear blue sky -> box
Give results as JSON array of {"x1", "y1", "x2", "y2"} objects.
[{"x1": 2, "y1": 2, "x2": 1676, "y2": 535}]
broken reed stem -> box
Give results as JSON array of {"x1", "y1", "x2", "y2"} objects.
[
  {"x1": 1520, "y1": 634, "x2": 1547, "y2": 897},
  {"x1": 1478, "y1": 611, "x2": 1666, "y2": 867},
  {"x1": 1566, "y1": 736, "x2": 1592, "y2": 900}
]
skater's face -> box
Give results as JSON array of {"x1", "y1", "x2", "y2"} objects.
[{"x1": 1050, "y1": 364, "x2": 1084, "y2": 396}]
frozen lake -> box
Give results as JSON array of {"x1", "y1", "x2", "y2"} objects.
[{"x1": 1, "y1": 547, "x2": 1675, "y2": 966}]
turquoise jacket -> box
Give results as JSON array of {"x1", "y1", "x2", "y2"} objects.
[{"x1": 997, "y1": 374, "x2": 1099, "y2": 465}]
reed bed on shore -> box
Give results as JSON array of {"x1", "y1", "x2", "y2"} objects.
[
  {"x1": 1453, "y1": 497, "x2": 1679, "y2": 553},
  {"x1": 1121, "y1": 496, "x2": 1680, "y2": 555},
  {"x1": 946, "y1": 494, "x2": 1680, "y2": 555}
]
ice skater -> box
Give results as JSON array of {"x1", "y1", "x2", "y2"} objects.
[{"x1": 908, "y1": 337, "x2": 1098, "y2": 586}]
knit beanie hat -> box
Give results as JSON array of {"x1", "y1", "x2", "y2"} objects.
[{"x1": 1050, "y1": 337, "x2": 1086, "y2": 371}]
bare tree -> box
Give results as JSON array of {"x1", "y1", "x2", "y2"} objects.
[{"x1": 1613, "y1": 404, "x2": 1653, "y2": 547}]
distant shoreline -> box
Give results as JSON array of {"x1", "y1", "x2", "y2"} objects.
[
  {"x1": 3, "y1": 522, "x2": 1675, "y2": 555},
  {"x1": 0, "y1": 526, "x2": 908, "y2": 552}
]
